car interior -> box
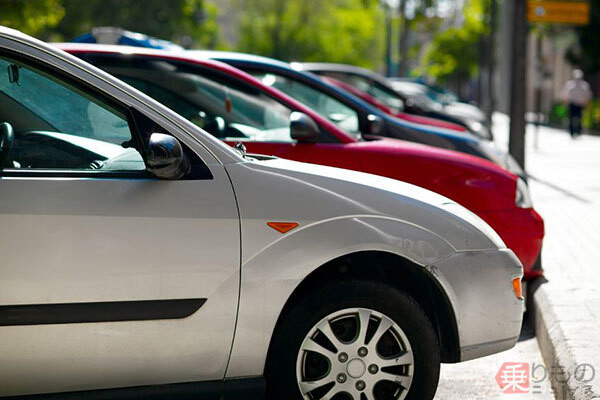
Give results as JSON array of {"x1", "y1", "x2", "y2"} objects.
[{"x1": 0, "y1": 56, "x2": 145, "y2": 171}]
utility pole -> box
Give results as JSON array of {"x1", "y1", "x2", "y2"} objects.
[
  {"x1": 385, "y1": 3, "x2": 393, "y2": 76},
  {"x1": 534, "y1": 32, "x2": 543, "y2": 149},
  {"x1": 486, "y1": 0, "x2": 497, "y2": 133},
  {"x1": 508, "y1": 0, "x2": 528, "y2": 169},
  {"x1": 397, "y1": 0, "x2": 408, "y2": 77}
]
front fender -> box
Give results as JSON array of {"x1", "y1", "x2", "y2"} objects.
[{"x1": 225, "y1": 215, "x2": 455, "y2": 378}]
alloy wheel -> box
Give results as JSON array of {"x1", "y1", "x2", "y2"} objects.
[{"x1": 296, "y1": 307, "x2": 414, "y2": 400}]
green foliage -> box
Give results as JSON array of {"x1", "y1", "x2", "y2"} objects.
[
  {"x1": 583, "y1": 99, "x2": 600, "y2": 129},
  {"x1": 548, "y1": 102, "x2": 567, "y2": 126},
  {"x1": 418, "y1": 0, "x2": 488, "y2": 82},
  {"x1": 0, "y1": 0, "x2": 65, "y2": 35},
  {"x1": 236, "y1": 0, "x2": 385, "y2": 69},
  {"x1": 549, "y1": 100, "x2": 600, "y2": 130},
  {"x1": 34, "y1": 0, "x2": 223, "y2": 48}
]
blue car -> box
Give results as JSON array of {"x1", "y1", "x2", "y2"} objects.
[{"x1": 72, "y1": 27, "x2": 183, "y2": 51}]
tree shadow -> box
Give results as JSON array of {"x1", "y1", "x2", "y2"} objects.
[{"x1": 528, "y1": 174, "x2": 592, "y2": 204}]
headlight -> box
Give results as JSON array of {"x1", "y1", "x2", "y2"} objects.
[
  {"x1": 504, "y1": 153, "x2": 525, "y2": 177},
  {"x1": 476, "y1": 140, "x2": 505, "y2": 166},
  {"x1": 469, "y1": 120, "x2": 483, "y2": 133},
  {"x1": 477, "y1": 141, "x2": 526, "y2": 177},
  {"x1": 515, "y1": 178, "x2": 533, "y2": 208}
]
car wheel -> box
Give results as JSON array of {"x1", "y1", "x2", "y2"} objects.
[{"x1": 265, "y1": 279, "x2": 441, "y2": 400}]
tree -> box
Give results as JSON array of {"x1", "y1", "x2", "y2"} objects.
[
  {"x1": 397, "y1": 0, "x2": 438, "y2": 76},
  {"x1": 0, "y1": 0, "x2": 65, "y2": 36},
  {"x1": 418, "y1": 0, "x2": 489, "y2": 87},
  {"x1": 38, "y1": 0, "x2": 223, "y2": 49},
  {"x1": 235, "y1": 0, "x2": 385, "y2": 69}
]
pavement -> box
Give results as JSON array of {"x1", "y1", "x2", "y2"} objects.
[
  {"x1": 436, "y1": 316, "x2": 555, "y2": 399},
  {"x1": 492, "y1": 114, "x2": 600, "y2": 399}
]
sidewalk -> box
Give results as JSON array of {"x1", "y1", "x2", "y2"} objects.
[{"x1": 493, "y1": 114, "x2": 600, "y2": 399}]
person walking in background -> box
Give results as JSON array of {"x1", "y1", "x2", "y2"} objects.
[{"x1": 562, "y1": 69, "x2": 593, "y2": 138}]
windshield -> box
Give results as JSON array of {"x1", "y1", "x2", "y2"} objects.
[
  {"x1": 390, "y1": 82, "x2": 443, "y2": 111},
  {"x1": 250, "y1": 71, "x2": 361, "y2": 139},
  {"x1": 316, "y1": 71, "x2": 404, "y2": 115},
  {"x1": 85, "y1": 56, "x2": 298, "y2": 143}
]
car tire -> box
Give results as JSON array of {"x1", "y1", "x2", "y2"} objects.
[{"x1": 265, "y1": 279, "x2": 441, "y2": 400}]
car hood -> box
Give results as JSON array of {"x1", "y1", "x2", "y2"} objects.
[
  {"x1": 239, "y1": 156, "x2": 505, "y2": 252},
  {"x1": 444, "y1": 102, "x2": 486, "y2": 122},
  {"x1": 357, "y1": 136, "x2": 513, "y2": 175}
]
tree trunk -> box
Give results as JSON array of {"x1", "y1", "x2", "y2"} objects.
[
  {"x1": 508, "y1": 0, "x2": 528, "y2": 168},
  {"x1": 385, "y1": 3, "x2": 393, "y2": 76},
  {"x1": 397, "y1": 0, "x2": 409, "y2": 77}
]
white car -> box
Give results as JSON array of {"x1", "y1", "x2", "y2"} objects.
[{"x1": 0, "y1": 27, "x2": 523, "y2": 399}]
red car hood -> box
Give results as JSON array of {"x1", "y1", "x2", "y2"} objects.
[{"x1": 357, "y1": 136, "x2": 515, "y2": 178}]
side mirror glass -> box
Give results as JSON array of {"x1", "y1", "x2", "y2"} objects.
[
  {"x1": 146, "y1": 133, "x2": 190, "y2": 180},
  {"x1": 290, "y1": 112, "x2": 319, "y2": 142},
  {"x1": 367, "y1": 114, "x2": 384, "y2": 135}
]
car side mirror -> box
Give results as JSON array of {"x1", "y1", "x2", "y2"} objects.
[
  {"x1": 290, "y1": 112, "x2": 319, "y2": 142},
  {"x1": 146, "y1": 133, "x2": 190, "y2": 180},
  {"x1": 367, "y1": 114, "x2": 384, "y2": 135}
]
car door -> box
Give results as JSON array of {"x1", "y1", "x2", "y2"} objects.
[{"x1": 0, "y1": 50, "x2": 240, "y2": 396}]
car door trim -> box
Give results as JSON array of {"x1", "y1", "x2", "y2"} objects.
[
  {"x1": 0, "y1": 298, "x2": 206, "y2": 326},
  {"x1": 4, "y1": 377, "x2": 265, "y2": 399}
]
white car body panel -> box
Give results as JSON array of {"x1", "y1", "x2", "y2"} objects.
[
  {"x1": 0, "y1": 171, "x2": 241, "y2": 395},
  {"x1": 223, "y1": 158, "x2": 520, "y2": 376}
]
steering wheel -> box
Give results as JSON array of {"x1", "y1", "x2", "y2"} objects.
[{"x1": 0, "y1": 122, "x2": 14, "y2": 167}]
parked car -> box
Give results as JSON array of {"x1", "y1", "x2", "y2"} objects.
[
  {"x1": 300, "y1": 62, "x2": 493, "y2": 141},
  {"x1": 189, "y1": 51, "x2": 523, "y2": 177},
  {"x1": 58, "y1": 43, "x2": 544, "y2": 281},
  {"x1": 2, "y1": 27, "x2": 525, "y2": 399},
  {"x1": 72, "y1": 26, "x2": 183, "y2": 50},
  {"x1": 389, "y1": 78, "x2": 489, "y2": 137},
  {"x1": 321, "y1": 75, "x2": 470, "y2": 133}
]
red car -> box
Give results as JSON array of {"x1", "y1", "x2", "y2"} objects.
[
  {"x1": 58, "y1": 43, "x2": 544, "y2": 280},
  {"x1": 322, "y1": 76, "x2": 469, "y2": 133}
]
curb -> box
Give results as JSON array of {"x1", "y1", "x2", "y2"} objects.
[{"x1": 533, "y1": 281, "x2": 600, "y2": 400}]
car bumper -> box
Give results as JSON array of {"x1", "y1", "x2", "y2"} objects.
[
  {"x1": 430, "y1": 248, "x2": 524, "y2": 362},
  {"x1": 477, "y1": 208, "x2": 545, "y2": 280}
]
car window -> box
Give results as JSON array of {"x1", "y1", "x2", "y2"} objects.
[
  {"x1": 250, "y1": 72, "x2": 361, "y2": 138},
  {"x1": 319, "y1": 71, "x2": 405, "y2": 115},
  {"x1": 0, "y1": 55, "x2": 145, "y2": 171},
  {"x1": 83, "y1": 55, "x2": 298, "y2": 143}
]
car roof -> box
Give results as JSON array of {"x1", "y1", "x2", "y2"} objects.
[
  {"x1": 187, "y1": 50, "x2": 293, "y2": 69},
  {"x1": 191, "y1": 51, "x2": 392, "y2": 113},
  {"x1": 299, "y1": 63, "x2": 391, "y2": 86}
]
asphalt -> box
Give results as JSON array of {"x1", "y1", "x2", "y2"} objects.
[{"x1": 493, "y1": 114, "x2": 600, "y2": 400}]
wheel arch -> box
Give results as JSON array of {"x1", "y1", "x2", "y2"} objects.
[{"x1": 265, "y1": 250, "x2": 461, "y2": 368}]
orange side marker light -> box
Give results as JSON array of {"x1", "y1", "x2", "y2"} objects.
[
  {"x1": 267, "y1": 222, "x2": 299, "y2": 234},
  {"x1": 513, "y1": 277, "x2": 523, "y2": 300}
]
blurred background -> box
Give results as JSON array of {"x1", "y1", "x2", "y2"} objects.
[{"x1": 2, "y1": 0, "x2": 598, "y2": 133}]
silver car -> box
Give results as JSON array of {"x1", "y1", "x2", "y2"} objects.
[{"x1": 0, "y1": 27, "x2": 523, "y2": 399}]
